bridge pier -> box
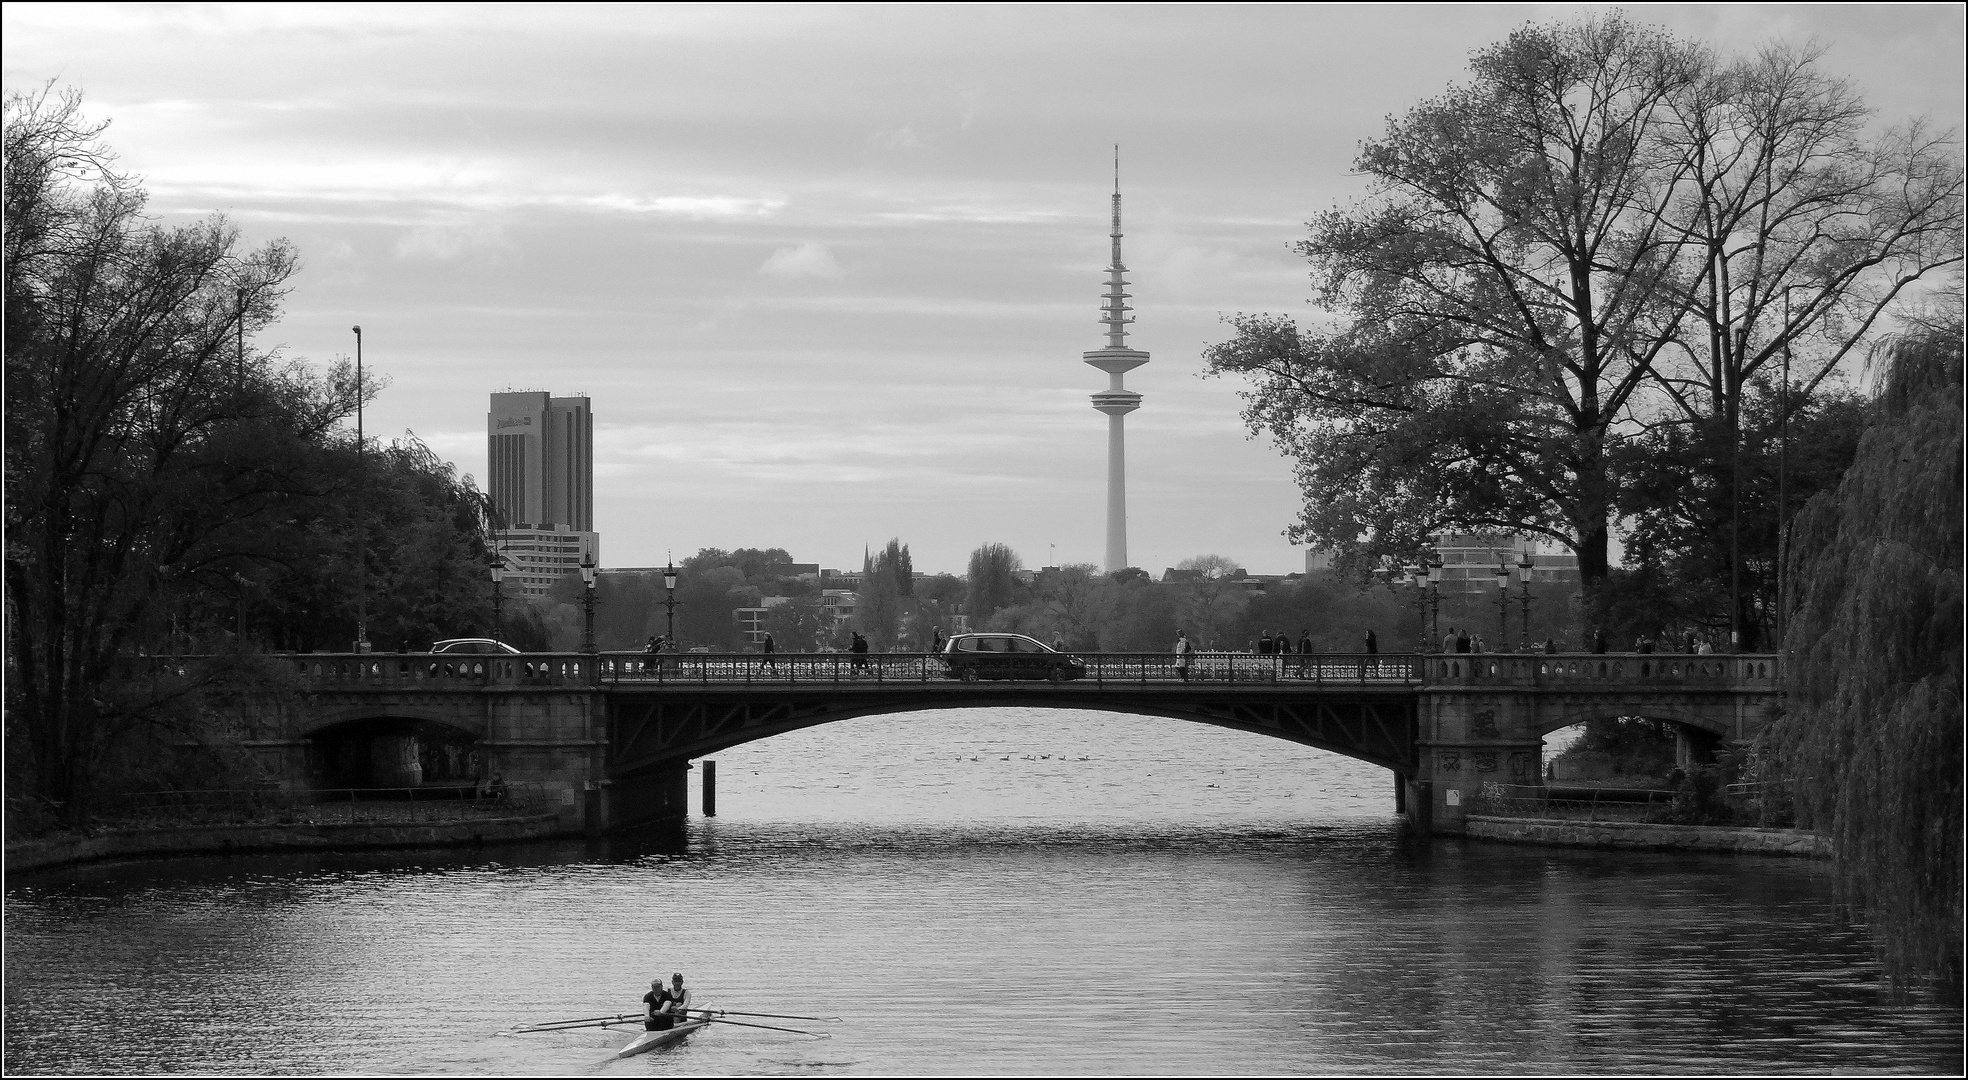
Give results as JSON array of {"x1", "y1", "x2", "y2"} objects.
[
  {"x1": 1416, "y1": 662, "x2": 1548, "y2": 835},
  {"x1": 599, "y1": 760, "x2": 691, "y2": 832}
]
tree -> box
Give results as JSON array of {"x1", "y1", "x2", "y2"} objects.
[
  {"x1": 1637, "y1": 43, "x2": 1962, "y2": 647},
  {"x1": 760, "y1": 595, "x2": 826, "y2": 652},
  {"x1": 1170, "y1": 555, "x2": 1249, "y2": 647},
  {"x1": 850, "y1": 539, "x2": 913, "y2": 650},
  {"x1": 4, "y1": 87, "x2": 341, "y2": 822},
  {"x1": 1203, "y1": 13, "x2": 1961, "y2": 623},
  {"x1": 1768, "y1": 319, "x2": 1963, "y2": 994},
  {"x1": 966, "y1": 542, "x2": 1024, "y2": 619}
]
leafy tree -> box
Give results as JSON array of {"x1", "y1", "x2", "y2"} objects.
[
  {"x1": 1768, "y1": 318, "x2": 1963, "y2": 994},
  {"x1": 1202, "y1": 13, "x2": 1961, "y2": 624},
  {"x1": 966, "y1": 542, "x2": 1024, "y2": 619},
  {"x1": 850, "y1": 539, "x2": 912, "y2": 651},
  {"x1": 1170, "y1": 555, "x2": 1249, "y2": 648},
  {"x1": 731, "y1": 547, "x2": 795, "y2": 583},
  {"x1": 4, "y1": 88, "x2": 333, "y2": 822},
  {"x1": 1102, "y1": 579, "x2": 1177, "y2": 652},
  {"x1": 760, "y1": 595, "x2": 826, "y2": 652},
  {"x1": 1607, "y1": 384, "x2": 1865, "y2": 646}
]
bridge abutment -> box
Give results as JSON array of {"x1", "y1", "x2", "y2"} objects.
[{"x1": 1415, "y1": 685, "x2": 1543, "y2": 835}]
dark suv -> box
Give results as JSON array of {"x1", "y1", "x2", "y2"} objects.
[{"x1": 942, "y1": 633, "x2": 1087, "y2": 682}]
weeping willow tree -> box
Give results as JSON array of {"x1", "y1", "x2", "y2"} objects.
[{"x1": 1771, "y1": 312, "x2": 1964, "y2": 994}]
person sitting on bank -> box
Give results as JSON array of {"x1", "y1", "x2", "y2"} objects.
[{"x1": 643, "y1": 973, "x2": 691, "y2": 1031}]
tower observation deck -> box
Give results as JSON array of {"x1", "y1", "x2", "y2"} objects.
[{"x1": 1084, "y1": 152, "x2": 1148, "y2": 573}]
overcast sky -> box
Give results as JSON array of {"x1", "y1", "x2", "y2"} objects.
[{"x1": 6, "y1": 4, "x2": 1962, "y2": 575}]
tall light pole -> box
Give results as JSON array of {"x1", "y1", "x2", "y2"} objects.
[
  {"x1": 489, "y1": 555, "x2": 505, "y2": 642},
  {"x1": 1427, "y1": 558, "x2": 1444, "y2": 648},
  {"x1": 1517, "y1": 542, "x2": 1535, "y2": 651},
  {"x1": 351, "y1": 324, "x2": 369, "y2": 653},
  {"x1": 1493, "y1": 559, "x2": 1510, "y2": 650},
  {"x1": 580, "y1": 552, "x2": 598, "y2": 653},
  {"x1": 662, "y1": 560, "x2": 680, "y2": 647},
  {"x1": 1778, "y1": 285, "x2": 1802, "y2": 652},
  {"x1": 1403, "y1": 565, "x2": 1428, "y2": 651}
]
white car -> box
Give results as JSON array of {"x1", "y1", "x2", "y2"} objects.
[{"x1": 429, "y1": 638, "x2": 520, "y2": 655}]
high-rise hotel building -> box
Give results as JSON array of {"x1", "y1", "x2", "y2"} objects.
[{"x1": 488, "y1": 392, "x2": 598, "y2": 597}]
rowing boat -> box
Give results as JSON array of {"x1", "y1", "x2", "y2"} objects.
[{"x1": 613, "y1": 1015, "x2": 710, "y2": 1058}]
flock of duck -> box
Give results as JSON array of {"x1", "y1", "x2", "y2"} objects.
[{"x1": 955, "y1": 755, "x2": 1094, "y2": 761}]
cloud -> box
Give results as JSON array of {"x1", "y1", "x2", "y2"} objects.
[
  {"x1": 393, "y1": 219, "x2": 508, "y2": 260},
  {"x1": 758, "y1": 242, "x2": 844, "y2": 280}
]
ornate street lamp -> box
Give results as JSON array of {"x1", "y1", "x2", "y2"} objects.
[
  {"x1": 1427, "y1": 558, "x2": 1443, "y2": 647},
  {"x1": 662, "y1": 560, "x2": 680, "y2": 648},
  {"x1": 489, "y1": 554, "x2": 506, "y2": 642},
  {"x1": 1432, "y1": 550, "x2": 1448, "y2": 645},
  {"x1": 1494, "y1": 559, "x2": 1511, "y2": 650},
  {"x1": 1403, "y1": 564, "x2": 1428, "y2": 651},
  {"x1": 1517, "y1": 542, "x2": 1535, "y2": 652},
  {"x1": 580, "y1": 552, "x2": 598, "y2": 653}
]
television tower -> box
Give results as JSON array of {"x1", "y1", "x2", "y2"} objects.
[{"x1": 1084, "y1": 149, "x2": 1147, "y2": 573}]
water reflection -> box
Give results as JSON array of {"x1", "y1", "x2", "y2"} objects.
[{"x1": 5, "y1": 710, "x2": 1959, "y2": 1074}]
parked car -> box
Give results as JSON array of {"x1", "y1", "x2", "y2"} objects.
[
  {"x1": 942, "y1": 633, "x2": 1086, "y2": 682},
  {"x1": 430, "y1": 638, "x2": 520, "y2": 654}
]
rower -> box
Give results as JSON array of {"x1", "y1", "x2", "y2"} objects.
[{"x1": 643, "y1": 973, "x2": 691, "y2": 1031}]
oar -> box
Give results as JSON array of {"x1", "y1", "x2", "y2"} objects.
[
  {"x1": 497, "y1": 1014, "x2": 640, "y2": 1036},
  {"x1": 691, "y1": 1008, "x2": 841, "y2": 1023},
  {"x1": 690, "y1": 1014, "x2": 830, "y2": 1038}
]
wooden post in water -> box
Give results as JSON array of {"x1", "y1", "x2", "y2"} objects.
[{"x1": 702, "y1": 759, "x2": 716, "y2": 817}]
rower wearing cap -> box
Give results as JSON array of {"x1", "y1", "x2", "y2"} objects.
[{"x1": 642, "y1": 973, "x2": 691, "y2": 1031}]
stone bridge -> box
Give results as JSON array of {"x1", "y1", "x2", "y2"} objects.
[{"x1": 239, "y1": 650, "x2": 1778, "y2": 835}]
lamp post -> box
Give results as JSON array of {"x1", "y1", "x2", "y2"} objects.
[
  {"x1": 1427, "y1": 558, "x2": 1443, "y2": 647},
  {"x1": 351, "y1": 324, "x2": 369, "y2": 653},
  {"x1": 1494, "y1": 560, "x2": 1510, "y2": 650},
  {"x1": 1403, "y1": 564, "x2": 1428, "y2": 652},
  {"x1": 1517, "y1": 543, "x2": 1535, "y2": 651},
  {"x1": 662, "y1": 560, "x2": 680, "y2": 648},
  {"x1": 580, "y1": 552, "x2": 598, "y2": 653},
  {"x1": 1778, "y1": 284, "x2": 1804, "y2": 652},
  {"x1": 489, "y1": 555, "x2": 505, "y2": 642}
]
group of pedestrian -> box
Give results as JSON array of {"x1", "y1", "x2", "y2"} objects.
[
  {"x1": 1440, "y1": 627, "x2": 1485, "y2": 653},
  {"x1": 1254, "y1": 629, "x2": 1316, "y2": 655}
]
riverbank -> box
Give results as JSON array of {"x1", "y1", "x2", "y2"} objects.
[
  {"x1": 1467, "y1": 814, "x2": 1830, "y2": 857},
  {"x1": 4, "y1": 812, "x2": 570, "y2": 874}
]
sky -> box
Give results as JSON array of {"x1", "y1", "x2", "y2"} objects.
[{"x1": 6, "y1": 4, "x2": 1963, "y2": 576}]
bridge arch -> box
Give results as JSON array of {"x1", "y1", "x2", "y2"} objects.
[
  {"x1": 606, "y1": 690, "x2": 1418, "y2": 782},
  {"x1": 303, "y1": 712, "x2": 488, "y2": 791}
]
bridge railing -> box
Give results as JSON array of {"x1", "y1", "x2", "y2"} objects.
[
  {"x1": 592, "y1": 651, "x2": 1422, "y2": 686},
  {"x1": 1472, "y1": 781, "x2": 1674, "y2": 822},
  {"x1": 255, "y1": 650, "x2": 1424, "y2": 686},
  {"x1": 1426, "y1": 652, "x2": 1778, "y2": 687},
  {"x1": 159, "y1": 650, "x2": 1775, "y2": 690}
]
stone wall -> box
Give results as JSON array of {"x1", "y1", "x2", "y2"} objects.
[
  {"x1": 1466, "y1": 815, "x2": 1830, "y2": 858},
  {"x1": 4, "y1": 813, "x2": 569, "y2": 874}
]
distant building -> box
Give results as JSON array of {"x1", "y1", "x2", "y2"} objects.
[
  {"x1": 496, "y1": 526, "x2": 599, "y2": 599},
  {"x1": 1432, "y1": 532, "x2": 1579, "y2": 595},
  {"x1": 820, "y1": 589, "x2": 858, "y2": 630},
  {"x1": 734, "y1": 596, "x2": 793, "y2": 646},
  {"x1": 1161, "y1": 566, "x2": 1246, "y2": 584},
  {"x1": 488, "y1": 391, "x2": 597, "y2": 595},
  {"x1": 1304, "y1": 547, "x2": 1337, "y2": 573}
]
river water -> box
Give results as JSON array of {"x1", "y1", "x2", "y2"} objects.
[{"x1": 4, "y1": 709, "x2": 1960, "y2": 1075}]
